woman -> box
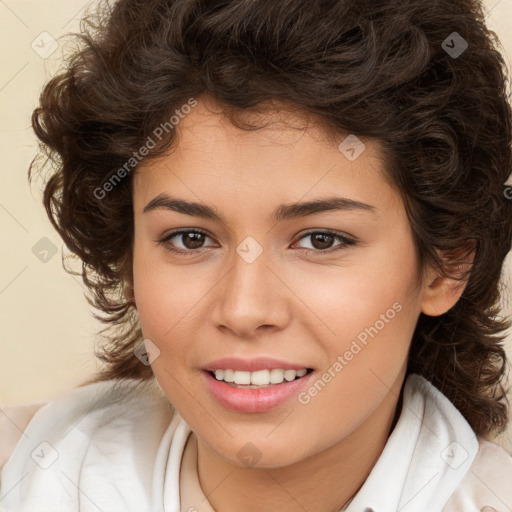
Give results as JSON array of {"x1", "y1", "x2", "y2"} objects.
[{"x1": 1, "y1": 0, "x2": 512, "y2": 510}]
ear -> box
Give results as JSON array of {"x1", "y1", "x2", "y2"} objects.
[{"x1": 420, "y1": 240, "x2": 475, "y2": 317}]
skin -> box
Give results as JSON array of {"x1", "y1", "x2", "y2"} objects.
[{"x1": 131, "y1": 95, "x2": 470, "y2": 512}]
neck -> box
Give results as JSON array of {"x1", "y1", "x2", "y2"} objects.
[{"x1": 195, "y1": 376, "x2": 406, "y2": 512}]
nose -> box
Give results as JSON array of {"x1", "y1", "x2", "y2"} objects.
[{"x1": 211, "y1": 245, "x2": 291, "y2": 339}]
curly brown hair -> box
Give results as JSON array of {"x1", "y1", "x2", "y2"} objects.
[{"x1": 29, "y1": 0, "x2": 512, "y2": 438}]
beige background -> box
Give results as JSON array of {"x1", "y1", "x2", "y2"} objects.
[{"x1": 1, "y1": 0, "x2": 511, "y2": 450}]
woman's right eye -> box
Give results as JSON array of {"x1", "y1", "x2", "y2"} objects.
[{"x1": 156, "y1": 229, "x2": 216, "y2": 254}]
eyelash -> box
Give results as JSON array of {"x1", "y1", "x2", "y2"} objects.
[{"x1": 156, "y1": 228, "x2": 356, "y2": 256}]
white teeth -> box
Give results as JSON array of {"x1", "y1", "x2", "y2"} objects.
[
  {"x1": 251, "y1": 369, "x2": 270, "y2": 385},
  {"x1": 270, "y1": 369, "x2": 285, "y2": 384},
  {"x1": 212, "y1": 368, "x2": 309, "y2": 386},
  {"x1": 234, "y1": 370, "x2": 251, "y2": 385},
  {"x1": 223, "y1": 369, "x2": 235, "y2": 382},
  {"x1": 283, "y1": 369, "x2": 296, "y2": 381}
]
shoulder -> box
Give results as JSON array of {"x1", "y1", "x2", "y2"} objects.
[
  {"x1": 1, "y1": 376, "x2": 174, "y2": 448},
  {"x1": 0, "y1": 402, "x2": 46, "y2": 470},
  {"x1": 0, "y1": 377, "x2": 176, "y2": 511},
  {"x1": 0, "y1": 377, "x2": 175, "y2": 473},
  {"x1": 443, "y1": 436, "x2": 512, "y2": 512}
]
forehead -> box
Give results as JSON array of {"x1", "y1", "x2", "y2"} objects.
[{"x1": 133, "y1": 97, "x2": 398, "y2": 215}]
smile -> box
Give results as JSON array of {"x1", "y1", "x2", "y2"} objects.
[
  {"x1": 202, "y1": 368, "x2": 315, "y2": 413},
  {"x1": 211, "y1": 368, "x2": 310, "y2": 387}
]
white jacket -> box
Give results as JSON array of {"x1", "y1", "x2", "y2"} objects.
[{"x1": 0, "y1": 373, "x2": 511, "y2": 512}]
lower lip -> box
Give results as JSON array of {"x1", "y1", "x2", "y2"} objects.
[{"x1": 202, "y1": 370, "x2": 315, "y2": 413}]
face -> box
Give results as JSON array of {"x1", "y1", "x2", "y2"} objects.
[{"x1": 132, "y1": 96, "x2": 427, "y2": 468}]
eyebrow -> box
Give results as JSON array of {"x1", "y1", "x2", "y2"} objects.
[{"x1": 143, "y1": 193, "x2": 376, "y2": 222}]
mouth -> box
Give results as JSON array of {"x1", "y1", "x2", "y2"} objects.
[
  {"x1": 200, "y1": 356, "x2": 316, "y2": 412},
  {"x1": 205, "y1": 368, "x2": 314, "y2": 389},
  {"x1": 202, "y1": 366, "x2": 316, "y2": 413}
]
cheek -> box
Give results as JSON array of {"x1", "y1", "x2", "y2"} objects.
[
  {"x1": 295, "y1": 268, "x2": 419, "y2": 441},
  {"x1": 132, "y1": 243, "x2": 218, "y2": 366},
  {"x1": 290, "y1": 237, "x2": 420, "y2": 342},
  {"x1": 293, "y1": 238, "x2": 421, "y2": 406}
]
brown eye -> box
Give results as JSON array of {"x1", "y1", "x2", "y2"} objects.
[
  {"x1": 180, "y1": 231, "x2": 206, "y2": 249},
  {"x1": 309, "y1": 233, "x2": 335, "y2": 250},
  {"x1": 294, "y1": 231, "x2": 356, "y2": 253},
  {"x1": 157, "y1": 229, "x2": 215, "y2": 254}
]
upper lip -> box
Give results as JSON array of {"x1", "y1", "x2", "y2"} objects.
[{"x1": 202, "y1": 356, "x2": 312, "y2": 372}]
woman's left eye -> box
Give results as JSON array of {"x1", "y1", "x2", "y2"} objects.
[
  {"x1": 293, "y1": 231, "x2": 356, "y2": 253},
  {"x1": 156, "y1": 229, "x2": 356, "y2": 255}
]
